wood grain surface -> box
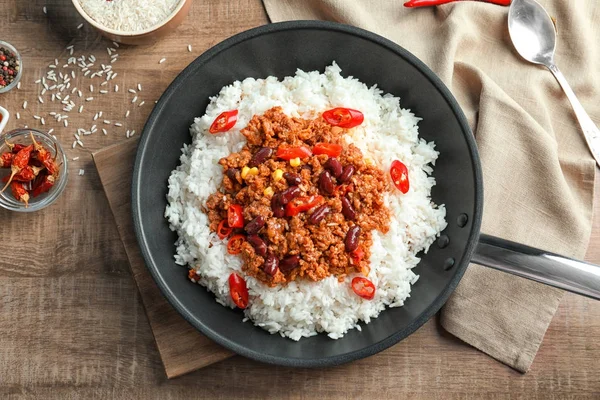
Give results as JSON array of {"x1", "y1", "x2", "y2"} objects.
[
  {"x1": 92, "y1": 140, "x2": 234, "y2": 378},
  {"x1": 1, "y1": 0, "x2": 599, "y2": 398}
]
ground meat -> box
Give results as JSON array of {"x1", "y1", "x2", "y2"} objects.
[{"x1": 206, "y1": 107, "x2": 391, "y2": 286}]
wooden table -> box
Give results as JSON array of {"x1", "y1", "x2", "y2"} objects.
[{"x1": 1, "y1": 1, "x2": 599, "y2": 398}]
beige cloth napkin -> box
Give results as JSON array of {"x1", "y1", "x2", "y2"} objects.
[{"x1": 263, "y1": 0, "x2": 598, "y2": 372}]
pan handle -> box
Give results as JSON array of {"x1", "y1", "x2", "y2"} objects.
[{"x1": 472, "y1": 234, "x2": 600, "y2": 301}]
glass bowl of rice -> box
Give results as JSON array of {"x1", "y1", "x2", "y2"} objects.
[
  {"x1": 71, "y1": 0, "x2": 192, "y2": 45},
  {"x1": 0, "y1": 129, "x2": 68, "y2": 212}
]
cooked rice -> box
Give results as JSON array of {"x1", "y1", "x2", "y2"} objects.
[{"x1": 165, "y1": 63, "x2": 447, "y2": 340}]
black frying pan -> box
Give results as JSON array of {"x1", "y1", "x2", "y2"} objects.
[{"x1": 132, "y1": 21, "x2": 600, "y2": 367}]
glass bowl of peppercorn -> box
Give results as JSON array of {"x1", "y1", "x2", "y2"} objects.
[
  {"x1": 0, "y1": 40, "x2": 22, "y2": 94},
  {"x1": 0, "y1": 128, "x2": 68, "y2": 212}
]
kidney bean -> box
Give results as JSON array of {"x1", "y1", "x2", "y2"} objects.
[
  {"x1": 338, "y1": 165, "x2": 355, "y2": 183},
  {"x1": 279, "y1": 255, "x2": 300, "y2": 273},
  {"x1": 324, "y1": 157, "x2": 343, "y2": 178},
  {"x1": 345, "y1": 225, "x2": 361, "y2": 253},
  {"x1": 318, "y1": 171, "x2": 335, "y2": 195},
  {"x1": 271, "y1": 194, "x2": 286, "y2": 218},
  {"x1": 225, "y1": 168, "x2": 240, "y2": 183},
  {"x1": 245, "y1": 216, "x2": 265, "y2": 235},
  {"x1": 341, "y1": 196, "x2": 356, "y2": 221},
  {"x1": 283, "y1": 172, "x2": 302, "y2": 186},
  {"x1": 263, "y1": 253, "x2": 279, "y2": 276},
  {"x1": 248, "y1": 147, "x2": 273, "y2": 168},
  {"x1": 247, "y1": 235, "x2": 267, "y2": 257},
  {"x1": 308, "y1": 204, "x2": 330, "y2": 225},
  {"x1": 280, "y1": 185, "x2": 300, "y2": 204}
]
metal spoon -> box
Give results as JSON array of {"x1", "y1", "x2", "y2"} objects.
[{"x1": 508, "y1": 0, "x2": 600, "y2": 167}]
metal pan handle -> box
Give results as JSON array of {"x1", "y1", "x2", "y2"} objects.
[{"x1": 472, "y1": 234, "x2": 600, "y2": 300}]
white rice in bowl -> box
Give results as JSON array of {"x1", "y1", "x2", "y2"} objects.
[{"x1": 165, "y1": 63, "x2": 447, "y2": 340}]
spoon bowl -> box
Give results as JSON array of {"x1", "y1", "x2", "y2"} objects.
[{"x1": 508, "y1": 0, "x2": 556, "y2": 65}]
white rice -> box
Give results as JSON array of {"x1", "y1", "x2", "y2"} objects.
[
  {"x1": 165, "y1": 63, "x2": 447, "y2": 340},
  {"x1": 76, "y1": 0, "x2": 181, "y2": 32}
]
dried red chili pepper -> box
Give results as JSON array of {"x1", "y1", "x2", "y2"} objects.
[
  {"x1": 228, "y1": 272, "x2": 249, "y2": 309},
  {"x1": 0, "y1": 144, "x2": 33, "y2": 193},
  {"x1": 1, "y1": 165, "x2": 43, "y2": 183},
  {"x1": 227, "y1": 234, "x2": 246, "y2": 255},
  {"x1": 217, "y1": 219, "x2": 233, "y2": 239},
  {"x1": 4, "y1": 140, "x2": 26, "y2": 154},
  {"x1": 31, "y1": 173, "x2": 55, "y2": 198},
  {"x1": 390, "y1": 160, "x2": 410, "y2": 194},
  {"x1": 275, "y1": 146, "x2": 313, "y2": 160},
  {"x1": 351, "y1": 277, "x2": 376, "y2": 300},
  {"x1": 285, "y1": 195, "x2": 324, "y2": 217},
  {"x1": 322, "y1": 108, "x2": 364, "y2": 129},
  {"x1": 227, "y1": 204, "x2": 244, "y2": 228},
  {"x1": 0, "y1": 152, "x2": 12, "y2": 168},
  {"x1": 404, "y1": 0, "x2": 510, "y2": 7},
  {"x1": 209, "y1": 110, "x2": 238, "y2": 134},
  {"x1": 30, "y1": 133, "x2": 58, "y2": 175},
  {"x1": 10, "y1": 181, "x2": 29, "y2": 207},
  {"x1": 313, "y1": 143, "x2": 343, "y2": 158}
]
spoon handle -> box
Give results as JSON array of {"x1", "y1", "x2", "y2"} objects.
[{"x1": 547, "y1": 63, "x2": 600, "y2": 168}]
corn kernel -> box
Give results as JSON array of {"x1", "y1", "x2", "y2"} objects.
[
  {"x1": 272, "y1": 169, "x2": 284, "y2": 181},
  {"x1": 263, "y1": 187, "x2": 274, "y2": 197},
  {"x1": 241, "y1": 166, "x2": 250, "y2": 179},
  {"x1": 248, "y1": 167, "x2": 259, "y2": 176},
  {"x1": 290, "y1": 157, "x2": 301, "y2": 167},
  {"x1": 364, "y1": 158, "x2": 373, "y2": 165}
]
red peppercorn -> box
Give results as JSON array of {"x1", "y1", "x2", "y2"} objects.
[
  {"x1": 7, "y1": 70, "x2": 12, "y2": 75},
  {"x1": 2, "y1": 67, "x2": 6, "y2": 71},
  {"x1": 0, "y1": 56, "x2": 5, "y2": 61}
]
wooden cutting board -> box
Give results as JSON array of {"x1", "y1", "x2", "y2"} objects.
[{"x1": 92, "y1": 140, "x2": 234, "y2": 379}]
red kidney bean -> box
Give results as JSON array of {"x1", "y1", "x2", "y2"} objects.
[
  {"x1": 280, "y1": 185, "x2": 300, "y2": 205},
  {"x1": 247, "y1": 235, "x2": 267, "y2": 257},
  {"x1": 279, "y1": 255, "x2": 300, "y2": 273},
  {"x1": 308, "y1": 204, "x2": 330, "y2": 225},
  {"x1": 225, "y1": 168, "x2": 240, "y2": 183},
  {"x1": 245, "y1": 216, "x2": 265, "y2": 235},
  {"x1": 338, "y1": 165, "x2": 355, "y2": 183},
  {"x1": 318, "y1": 171, "x2": 335, "y2": 195},
  {"x1": 324, "y1": 157, "x2": 343, "y2": 178},
  {"x1": 248, "y1": 147, "x2": 273, "y2": 168},
  {"x1": 341, "y1": 196, "x2": 356, "y2": 221},
  {"x1": 271, "y1": 194, "x2": 286, "y2": 218},
  {"x1": 345, "y1": 225, "x2": 361, "y2": 252},
  {"x1": 263, "y1": 253, "x2": 279, "y2": 276},
  {"x1": 283, "y1": 172, "x2": 302, "y2": 186}
]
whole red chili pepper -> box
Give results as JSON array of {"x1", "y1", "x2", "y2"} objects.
[
  {"x1": 31, "y1": 173, "x2": 56, "y2": 198},
  {"x1": 10, "y1": 181, "x2": 29, "y2": 207},
  {"x1": 4, "y1": 140, "x2": 26, "y2": 154},
  {"x1": 0, "y1": 144, "x2": 33, "y2": 193},
  {"x1": 404, "y1": 0, "x2": 510, "y2": 7},
  {"x1": 0, "y1": 152, "x2": 12, "y2": 168},
  {"x1": 30, "y1": 133, "x2": 58, "y2": 175},
  {"x1": 1, "y1": 165, "x2": 43, "y2": 183}
]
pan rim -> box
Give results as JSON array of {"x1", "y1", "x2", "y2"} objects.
[{"x1": 132, "y1": 20, "x2": 483, "y2": 367}]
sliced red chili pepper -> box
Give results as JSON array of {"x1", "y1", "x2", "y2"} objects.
[
  {"x1": 227, "y1": 234, "x2": 246, "y2": 255},
  {"x1": 209, "y1": 110, "x2": 238, "y2": 134},
  {"x1": 349, "y1": 247, "x2": 365, "y2": 265},
  {"x1": 275, "y1": 146, "x2": 312, "y2": 160},
  {"x1": 285, "y1": 195, "x2": 324, "y2": 217},
  {"x1": 227, "y1": 204, "x2": 244, "y2": 228},
  {"x1": 404, "y1": 0, "x2": 510, "y2": 7},
  {"x1": 322, "y1": 108, "x2": 364, "y2": 129},
  {"x1": 390, "y1": 160, "x2": 410, "y2": 194},
  {"x1": 351, "y1": 277, "x2": 376, "y2": 300},
  {"x1": 313, "y1": 143, "x2": 343, "y2": 158},
  {"x1": 217, "y1": 219, "x2": 233, "y2": 239},
  {"x1": 229, "y1": 272, "x2": 249, "y2": 309},
  {"x1": 188, "y1": 269, "x2": 201, "y2": 281}
]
